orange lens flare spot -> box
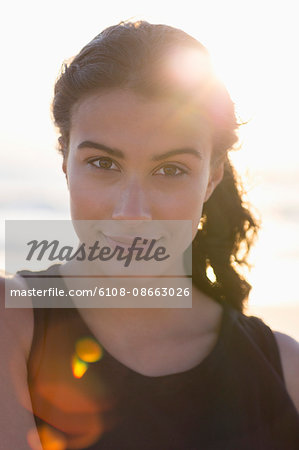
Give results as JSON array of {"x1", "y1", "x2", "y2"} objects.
[
  {"x1": 29, "y1": 425, "x2": 67, "y2": 450},
  {"x1": 71, "y1": 353, "x2": 88, "y2": 378},
  {"x1": 75, "y1": 337, "x2": 103, "y2": 363}
]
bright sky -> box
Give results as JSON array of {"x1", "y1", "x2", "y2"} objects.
[
  {"x1": 1, "y1": 0, "x2": 299, "y2": 172},
  {"x1": 1, "y1": 0, "x2": 299, "y2": 320}
]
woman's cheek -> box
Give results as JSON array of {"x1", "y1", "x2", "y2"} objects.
[{"x1": 69, "y1": 181, "x2": 109, "y2": 220}]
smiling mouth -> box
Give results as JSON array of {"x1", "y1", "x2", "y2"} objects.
[{"x1": 104, "y1": 234, "x2": 162, "y2": 245}]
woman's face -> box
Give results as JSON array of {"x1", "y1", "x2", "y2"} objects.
[{"x1": 64, "y1": 89, "x2": 223, "y2": 242}]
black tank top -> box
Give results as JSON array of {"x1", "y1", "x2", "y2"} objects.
[{"x1": 18, "y1": 264, "x2": 299, "y2": 449}]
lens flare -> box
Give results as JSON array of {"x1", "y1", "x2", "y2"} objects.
[
  {"x1": 163, "y1": 47, "x2": 213, "y2": 92},
  {"x1": 75, "y1": 337, "x2": 103, "y2": 363},
  {"x1": 28, "y1": 425, "x2": 67, "y2": 450},
  {"x1": 71, "y1": 353, "x2": 88, "y2": 379}
]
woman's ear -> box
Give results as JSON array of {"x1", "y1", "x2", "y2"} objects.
[
  {"x1": 62, "y1": 158, "x2": 67, "y2": 174},
  {"x1": 62, "y1": 161, "x2": 69, "y2": 189},
  {"x1": 204, "y1": 161, "x2": 224, "y2": 203},
  {"x1": 59, "y1": 137, "x2": 68, "y2": 181},
  {"x1": 62, "y1": 156, "x2": 69, "y2": 185}
]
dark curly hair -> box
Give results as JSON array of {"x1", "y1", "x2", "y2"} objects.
[{"x1": 52, "y1": 20, "x2": 259, "y2": 312}]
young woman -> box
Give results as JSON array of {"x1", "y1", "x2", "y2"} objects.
[{"x1": 1, "y1": 20, "x2": 299, "y2": 449}]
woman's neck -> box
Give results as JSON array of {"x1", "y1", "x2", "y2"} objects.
[{"x1": 78, "y1": 285, "x2": 222, "y2": 346}]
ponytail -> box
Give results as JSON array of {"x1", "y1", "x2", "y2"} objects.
[{"x1": 192, "y1": 157, "x2": 259, "y2": 312}]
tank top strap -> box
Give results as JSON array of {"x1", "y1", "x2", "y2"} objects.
[
  {"x1": 16, "y1": 264, "x2": 70, "y2": 382},
  {"x1": 235, "y1": 311, "x2": 284, "y2": 382}
]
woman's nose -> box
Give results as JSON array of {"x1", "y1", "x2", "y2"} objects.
[{"x1": 112, "y1": 179, "x2": 152, "y2": 220}]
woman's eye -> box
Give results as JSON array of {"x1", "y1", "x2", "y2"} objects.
[
  {"x1": 154, "y1": 164, "x2": 186, "y2": 177},
  {"x1": 88, "y1": 157, "x2": 119, "y2": 171}
]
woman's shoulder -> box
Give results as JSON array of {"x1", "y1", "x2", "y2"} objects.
[
  {"x1": 236, "y1": 308, "x2": 299, "y2": 414},
  {"x1": 273, "y1": 330, "x2": 299, "y2": 414},
  {"x1": 0, "y1": 271, "x2": 34, "y2": 360},
  {"x1": 0, "y1": 273, "x2": 43, "y2": 448}
]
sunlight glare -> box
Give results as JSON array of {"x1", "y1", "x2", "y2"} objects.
[{"x1": 163, "y1": 47, "x2": 213, "y2": 92}]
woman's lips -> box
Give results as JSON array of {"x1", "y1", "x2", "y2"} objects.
[{"x1": 103, "y1": 234, "x2": 161, "y2": 250}]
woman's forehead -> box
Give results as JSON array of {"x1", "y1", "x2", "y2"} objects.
[{"x1": 70, "y1": 89, "x2": 212, "y2": 146}]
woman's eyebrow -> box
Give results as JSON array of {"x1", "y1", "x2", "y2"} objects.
[
  {"x1": 77, "y1": 141, "x2": 124, "y2": 158},
  {"x1": 152, "y1": 148, "x2": 202, "y2": 161},
  {"x1": 77, "y1": 140, "x2": 203, "y2": 160}
]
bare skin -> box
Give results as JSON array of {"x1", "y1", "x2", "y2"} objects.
[
  {"x1": 0, "y1": 275, "x2": 43, "y2": 450},
  {"x1": 1, "y1": 272, "x2": 298, "y2": 450},
  {"x1": 1, "y1": 89, "x2": 298, "y2": 448},
  {"x1": 60, "y1": 88, "x2": 225, "y2": 376},
  {"x1": 74, "y1": 286, "x2": 224, "y2": 377}
]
